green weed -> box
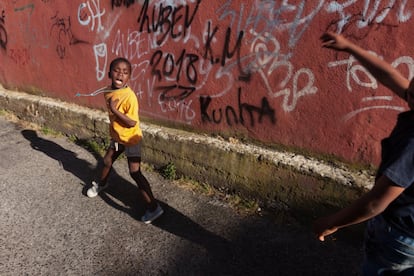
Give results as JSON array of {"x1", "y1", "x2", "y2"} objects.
[
  {"x1": 161, "y1": 162, "x2": 177, "y2": 180},
  {"x1": 73, "y1": 137, "x2": 108, "y2": 157},
  {"x1": 40, "y1": 126, "x2": 60, "y2": 136}
]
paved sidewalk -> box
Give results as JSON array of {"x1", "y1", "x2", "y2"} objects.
[{"x1": 0, "y1": 115, "x2": 364, "y2": 275}]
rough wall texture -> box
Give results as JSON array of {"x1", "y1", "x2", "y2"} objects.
[{"x1": 1, "y1": 1, "x2": 414, "y2": 167}]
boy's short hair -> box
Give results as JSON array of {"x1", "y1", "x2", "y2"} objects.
[{"x1": 109, "y1": 57, "x2": 132, "y2": 73}]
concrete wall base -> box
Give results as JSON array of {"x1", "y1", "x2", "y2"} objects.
[{"x1": 0, "y1": 87, "x2": 374, "y2": 215}]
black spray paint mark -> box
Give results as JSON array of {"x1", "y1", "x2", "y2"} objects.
[
  {"x1": 0, "y1": 10, "x2": 7, "y2": 50},
  {"x1": 137, "y1": 0, "x2": 201, "y2": 45},
  {"x1": 200, "y1": 87, "x2": 276, "y2": 127}
]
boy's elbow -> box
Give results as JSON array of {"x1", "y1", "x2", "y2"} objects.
[
  {"x1": 129, "y1": 120, "x2": 137, "y2": 128},
  {"x1": 367, "y1": 200, "x2": 387, "y2": 217}
]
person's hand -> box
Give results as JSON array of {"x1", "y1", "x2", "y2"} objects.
[
  {"x1": 320, "y1": 31, "x2": 351, "y2": 51},
  {"x1": 313, "y1": 216, "x2": 338, "y2": 241}
]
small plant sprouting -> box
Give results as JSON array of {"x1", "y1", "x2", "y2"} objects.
[
  {"x1": 40, "y1": 126, "x2": 60, "y2": 136},
  {"x1": 162, "y1": 161, "x2": 177, "y2": 180}
]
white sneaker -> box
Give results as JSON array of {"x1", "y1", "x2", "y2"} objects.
[
  {"x1": 86, "y1": 181, "x2": 108, "y2": 198},
  {"x1": 141, "y1": 204, "x2": 164, "y2": 224}
]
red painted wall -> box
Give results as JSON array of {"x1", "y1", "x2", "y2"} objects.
[{"x1": 1, "y1": 0, "x2": 414, "y2": 167}]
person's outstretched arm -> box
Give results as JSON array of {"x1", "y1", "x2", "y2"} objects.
[
  {"x1": 313, "y1": 175, "x2": 404, "y2": 241},
  {"x1": 321, "y1": 32, "x2": 410, "y2": 100}
]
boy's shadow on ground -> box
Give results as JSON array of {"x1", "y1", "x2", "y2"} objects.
[
  {"x1": 21, "y1": 129, "x2": 96, "y2": 185},
  {"x1": 21, "y1": 129, "x2": 231, "y2": 257},
  {"x1": 20, "y1": 129, "x2": 364, "y2": 274}
]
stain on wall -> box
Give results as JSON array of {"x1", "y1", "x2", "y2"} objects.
[{"x1": 1, "y1": 0, "x2": 414, "y2": 167}]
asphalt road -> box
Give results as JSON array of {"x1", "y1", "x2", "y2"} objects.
[{"x1": 0, "y1": 114, "x2": 364, "y2": 275}]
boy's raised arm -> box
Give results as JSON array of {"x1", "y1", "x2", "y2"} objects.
[{"x1": 321, "y1": 32, "x2": 410, "y2": 100}]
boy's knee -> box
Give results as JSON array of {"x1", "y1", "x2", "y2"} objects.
[{"x1": 130, "y1": 169, "x2": 143, "y2": 180}]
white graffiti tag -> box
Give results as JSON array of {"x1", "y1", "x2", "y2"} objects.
[
  {"x1": 78, "y1": 0, "x2": 105, "y2": 33},
  {"x1": 325, "y1": 0, "x2": 412, "y2": 32},
  {"x1": 250, "y1": 31, "x2": 317, "y2": 112},
  {"x1": 328, "y1": 52, "x2": 414, "y2": 120},
  {"x1": 93, "y1": 43, "x2": 107, "y2": 81}
]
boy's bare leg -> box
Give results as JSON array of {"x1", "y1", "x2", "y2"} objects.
[
  {"x1": 87, "y1": 146, "x2": 123, "y2": 198},
  {"x1": 98, "y1": 147, "x2": 122, "y2": 185},
  {"x1": 128, "y1": 157, "x2": 158, "y2": 211}
]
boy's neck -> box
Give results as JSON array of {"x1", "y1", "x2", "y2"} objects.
[{"x1": 111, "y1": 84, "x2": 128, "y2": 90}]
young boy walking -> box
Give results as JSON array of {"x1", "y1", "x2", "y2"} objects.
[
  {"x1": 87, "y1": 57, "x2": 163, "y2": 224},
  {"x1": 314, "y1": 32, "x2": 414, "y2": 274}
]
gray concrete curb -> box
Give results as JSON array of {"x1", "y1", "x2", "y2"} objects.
[{"x1": 0, "y1": 87, "x2": 374, "y2": 209}]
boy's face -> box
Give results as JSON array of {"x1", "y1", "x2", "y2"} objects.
[{"x1": 109, "y1": 61, "x2": 131, "y2": 89}]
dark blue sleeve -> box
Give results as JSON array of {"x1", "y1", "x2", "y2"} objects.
[{"x1": 382, "y1": 140, "x2": 414, "y2": 188}]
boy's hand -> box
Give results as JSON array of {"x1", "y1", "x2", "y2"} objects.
[
  {"x1": 320, "y1": 32, "x2": 350, "y2": 51},
  {"x1": 313, "y1": 216, "x2": 338, "y2": 241}
]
